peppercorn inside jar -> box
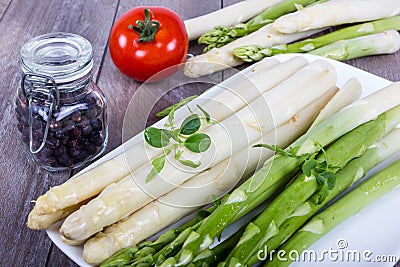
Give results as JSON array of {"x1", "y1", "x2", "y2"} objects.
[{"x1": 15, "y1": 32, "x2": 108, "y2": 171}]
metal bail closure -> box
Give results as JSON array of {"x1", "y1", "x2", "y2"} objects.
[{"x1": 22, "y1": 73, "x2": 60, "y2": 154}]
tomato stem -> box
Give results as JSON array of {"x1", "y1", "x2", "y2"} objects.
[{"x1": 128, "y1": 8, "x2": 160, "y2": 43}]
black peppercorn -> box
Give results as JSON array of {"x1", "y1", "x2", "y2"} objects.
[
  {"x1": 55, "y1": 130, "x2": 68, "y2": 140},
  {"x1": 90, "y1": 118, "x2": 102, "y2": 131}
]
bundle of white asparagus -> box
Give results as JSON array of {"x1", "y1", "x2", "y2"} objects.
[
  {"x1": 28, "y1": 57, "x2": 284, "y2": 226},
  {"x1": 183, "y1": 0, "x2": 400, "y2": 77},
  {"x1": 28, "y1": 57, "x2": 371, "y2": 266}
]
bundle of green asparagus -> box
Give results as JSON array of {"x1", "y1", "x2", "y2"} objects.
[
  {"x1": 98, "y1": 82, "x2": 400, "y2": 266},
  {"x1": 184, "y1": 0, "x2": 400, "y2": 77}
]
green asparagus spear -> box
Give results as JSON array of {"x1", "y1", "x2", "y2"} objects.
[
  {"x1": 98, "y1": 246, "x2": 139, "y2": 267},
  {"x1": 189, "y1": 226, "x2": 246, "y2": 267},
  {"x1": 99, "y1": 206, "x2": 215, "y2": 267},
  {"x1": 159, "y1": 83, "x2": 400, "y2": 266},
  {"x1": 266, "y1": 158, "x2": 400, "y2": 267},
  {"x1": 309, "y1": 30, "x2": 400, "y2": 60},
  {"x1": 153, "y1": 220, "x2": 205, "y2": 266},
  {"x1": 222, "y1": 105, "x2": 400, "y2": 266},
  {"x1": 245, "y1": 128, "x2": 400, "y2": 266},
  {"x1": 233, "y1": 15, "x2": 400, "y2": 62},
  {"x1": 198, "y1": 0, "x2": 320, "y2": 52}
]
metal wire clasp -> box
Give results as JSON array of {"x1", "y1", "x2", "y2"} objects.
[{"x1": 21, "y1": 73, "x2": 60, "y2": 154}]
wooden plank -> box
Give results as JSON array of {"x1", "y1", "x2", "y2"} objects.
[
  {"x1": 347, "y1": 53, "x2": 400, "y2": 82},
  {"x1": 222, "y1": 0, "x2": 243, "y2": 8},
  {"x1": 0, "y1": 0, "x2": 11, "y2": 21},
  {"x1": 0, "y1": 0, "x2": 118, "y2": 266}
]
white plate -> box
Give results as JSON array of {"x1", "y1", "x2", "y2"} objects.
[{"x1": 47, "y1": 54, "x2": 400, "y2": 267}]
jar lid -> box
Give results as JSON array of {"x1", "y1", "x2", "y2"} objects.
[{"x1": 21, "y1": 32, "x2": 93, "y2": 83}]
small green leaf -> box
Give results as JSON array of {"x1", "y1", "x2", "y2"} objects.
[
  {"x1": 155, "y1": 95, "x2": 198, "y2": 118},
  {"x1": 196, "y1": 104, "x2": 211, "y2": 124},
  {"x1": 288, "y1": 146, "x2": 300, "y2": 157},
  {"x1": 212, "y1": 195, "x2": 222, "y2": 207},
  {"x1": 162, "y1": 129, "x2": 171, "y2": 138},
  {"x1": 146, "y1": 168, "x2": 158, "y2": 183},
  {"x1": 302, "y1": 159, "x2": 317, "y2": 177},
  {"x1": 322, "y1": 172, "x2": 336, "y2": 190},
  {"x1": 196, "y1": 210, "x2": 211, "y2": 221},
  {"x1": 146, "y1": 155, "x2": 166, "y2": 183},
  {"x1": 179, "y1": 159, "x2": 201, "y2": 168},
  {"x1": 315, "y1": 161, "x2": 328, "y2": 173},
  {"x1": 186, "y1": 103, "x2": 194, "y2": 114},
  {"x1": 184, "y1": 133, "x2": 211, "y2": 153},
  {"x1": 315, "y1": 174, "x2": 326, "y2": 186},
  {"x1": 144, "y1": 127, "x2": 170, "y2": 148},
  {"x1": 180, "y1": 114, "x2": 201, "y2": 135},
  {"x1": 164, "y1": 148, "x2": 171, "y2": 156}
]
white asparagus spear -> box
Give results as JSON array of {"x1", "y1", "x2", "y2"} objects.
[
  {"x1": 82, "y1": 87, "x2": 338, "y2": 266},
  {"x1": 309, "y1": 30, "x2": 400, "y2": 60},
  {"x1": 60, "y1": 60, "x2": 337, "y2": 242},
  {"x1": 309, "y1": 78, "x2": 361, "y2": 129},
  {"x1": 32, "y1": 58, "x2": 289, "y2": 216},
  {"x1": 184, "y1": 0, "x2": 285, "y2": 41},
  {"x1": 183, "y1": 24, "x2": 325, "y2": 77},
  {"x1": 273, "y1": 0, "x2": 400, "y2": 33},
  {"x1": 198, "y1": 57, "x2": 307, "y2": 118},
  {"x1": 27, "y1": 205, "x2": 79, "y2": 230}
]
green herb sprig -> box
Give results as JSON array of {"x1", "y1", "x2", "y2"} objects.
[
  {"x1": 145, "y1": 105, "x2": 213, "y2": 182},
  {"x1": 253, "y1": 142, "x2": 337, "y2": 203}
]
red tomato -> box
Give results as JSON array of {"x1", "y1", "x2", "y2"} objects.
[{"x1": 109, "y1": 6, "x2": 188, "y2": 82}]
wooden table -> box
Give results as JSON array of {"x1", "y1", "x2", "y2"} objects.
[{"x1": 0, "y1": 0, "x2": 399, "y2": 266}]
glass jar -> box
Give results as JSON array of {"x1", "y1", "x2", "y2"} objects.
[{"x1": 15, "y1": 32, "x2": 108, "y2": 171}]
